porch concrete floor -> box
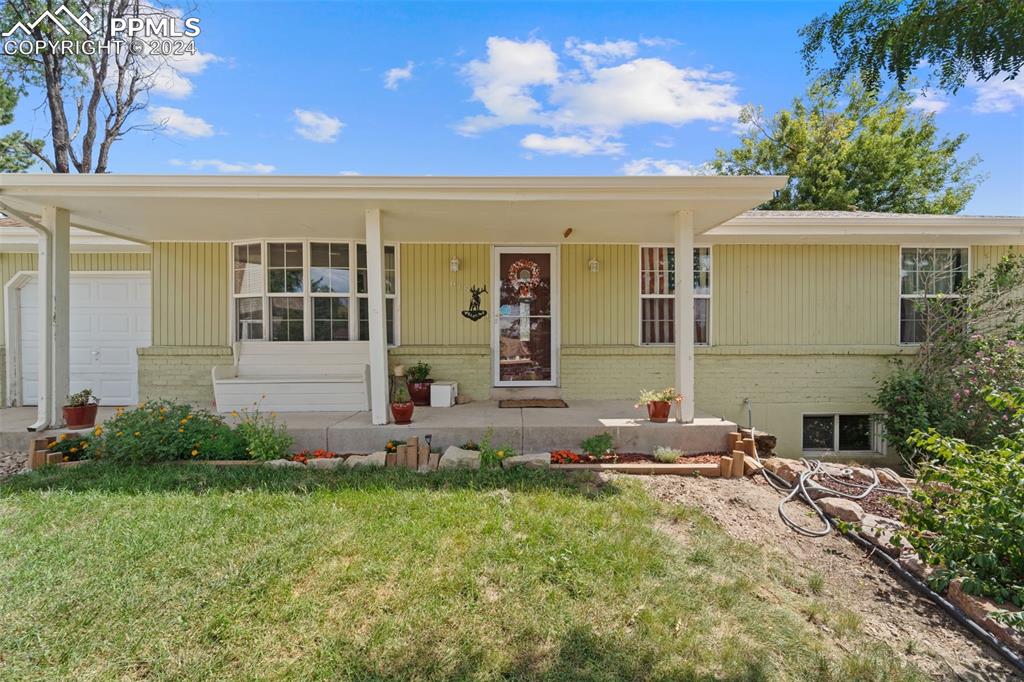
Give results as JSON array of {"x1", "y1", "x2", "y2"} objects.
[{"x1": 0, "y1": 401, "x2": 737, "y2": 456}]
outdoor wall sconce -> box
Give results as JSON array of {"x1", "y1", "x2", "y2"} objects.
[
  {"x1": 588, "y1": 258, "x2": 600, "y2": 273},
  {"x1": 450, "y1": 257, "x2": 460, "y2": 273}
]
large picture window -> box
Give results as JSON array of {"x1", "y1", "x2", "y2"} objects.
[
  {"x1": 899, "y1": 247, "x2": 968, "y2": 344},
  {"x1": 640, "y1": 246, "x2": 711, "y2": 345},
  {"x1": 232, "y1": 241, "x2": 398, "y2": 344}
]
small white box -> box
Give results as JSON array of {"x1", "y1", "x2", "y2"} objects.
[{"x1": 430, "y1": 381, "x2": 458, "y2": 407}]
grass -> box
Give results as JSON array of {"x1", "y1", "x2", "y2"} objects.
[{"x1": 0, "y1": 464, "x2": 926, "y2": 681}]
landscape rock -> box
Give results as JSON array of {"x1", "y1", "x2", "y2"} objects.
[
  {"x1": 438, "y1": 446, "x2": 481, "y2": 470},
  {"x1": 761, "y1": 457, "x2": 805, "y2": 485},
  {"x1": 899, "y1": 550, "x2": 933, "y2": 581},
  {"x1": 858, "y1": 513, "x2": 906, "y2": 556},
  {"x1": 741, "y1": 429, "x2": 777, "y2": 457},
  {"x1": 876, "y1": 468, "x2": 906, "y2": 488},
  {"x1": 501, "y1": 453, "x2": 550, "y2": 469},
  {"x1": 948, "y1": 579, "x2": 1024, "y2": 654},
  {"x1": 306, "y1": 457, "x2": 346, "y2": 470},
  {"x1": 817, "y1": 496, "x2": 865, "y2": 523},
  {"x1": 265, "y1": 458, "x2": 303, "y2": 468},
  {"x1": 346, "y1": 452, "x2": 387, "y2": 468}
]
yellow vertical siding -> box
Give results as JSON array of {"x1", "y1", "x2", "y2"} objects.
[
  {"x1": 0, "y1": 251, "x2": 150, "y2": 342},
  {"x1": 399, "y1": 243, "x2": 491, "y2": 346},
  {"x1": 560, "y1": 244, "x2": 638, "y2": 345},
  {"x1": 151, "y1": 242, "x2": 228, "y2": 346},
  {"x1": 713, "y1": 244, "x2": 900, "y2": 346},
  {"x1": 972, "y1": 245, "x2": 1018, "y2": 272}
]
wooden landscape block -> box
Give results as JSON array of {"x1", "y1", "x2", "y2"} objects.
[
  {"x1": 743, "y1": 455, "x2": 763, "y2": 475},
  {"x1": 741, "y1": 438, "x2": 756, "y2": 457},
  {"x1": 417, "y1": 443, "x2": 430, "y2": 469},
  {"x1": 385, "y1": 452, "x2": 398, "y2": 467},
  {"x1": 46, "y1": 452, "x2": 62, "y2": 465},
  {"x1": 30, "y1": 437, "x2": 50, "y2": 453},
  {"x1": 731, "y1": 450, "x2": 746, "y2": 478},
  {"x1": 727, "y1": 432, "x2": 742, "y2": 451},
  {"x1": 719, "y1": 455, "x2": 733, "y2": 478},
  {"x1": 427, "y1": 452, "x2": 440, "y2": 471},
  {"x1": 28, "y1": 450, "x2": 48, "y2": 470}
]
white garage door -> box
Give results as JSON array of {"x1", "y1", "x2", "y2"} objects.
[{"x1": 19, "y1": 274, "x2": 151, "y2": 406}]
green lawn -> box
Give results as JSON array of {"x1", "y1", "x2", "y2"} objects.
[{"x1": 0, "y1": 465, "x2": 924, "y2": 681}]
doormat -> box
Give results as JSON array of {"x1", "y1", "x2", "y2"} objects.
[{"x1": 499, "y1": 399, "x2": 568, "y2": 408}]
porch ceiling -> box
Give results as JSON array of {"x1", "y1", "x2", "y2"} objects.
[{"x1": 0, "y1": 175, "x2": 786, "y2": 244}]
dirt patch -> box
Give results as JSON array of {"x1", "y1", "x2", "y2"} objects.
[{"x1": 629, "y1": 473, "x2": 1021, "y2": 681}]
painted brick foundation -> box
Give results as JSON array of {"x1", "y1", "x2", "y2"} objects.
[{"x1": 137, "y1": 346, "x2": 232, "y2": 408}]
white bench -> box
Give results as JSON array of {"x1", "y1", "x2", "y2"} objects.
[{"x1": 212, "y1": 341, "x2": 370, "y2": 412}]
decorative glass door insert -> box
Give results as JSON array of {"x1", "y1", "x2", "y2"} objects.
[{"x1": 494, "y1": 249, "x2": 556, "y2": 385}]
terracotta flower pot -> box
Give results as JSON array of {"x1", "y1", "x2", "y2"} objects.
[
  {"x1": 63, "y1": 403, "x2": 99, "y2": 429},
  {"x1": 646, "y1": 400, "x2": 672, "y2": 423},
  {"x1": 391, "y1": 401, "x2": 414, "y2": 425},
  {"x1": 408, "y1": 380, "x2": 434, "y2": 406}
]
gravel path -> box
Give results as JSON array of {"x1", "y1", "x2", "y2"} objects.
[
  {"x1": 629, "y1": 473, "x2": 1021, "y2": 681},
  {"x1": 0, "y1": 451, "x2": 28, "y2": 480}
]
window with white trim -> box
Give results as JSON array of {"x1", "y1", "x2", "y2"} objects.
[
  {"x1": 640, "y1": 246, "x2": 710, "y2": 345},
  {"x1": 899, "y1": 247, "x2": 968, "y2": 344},
  {"x1": 802, "y1": 414, "x2": 882, "y2": 453},
  {"x1": 232, "y1": 241, "x2": 397, "y2": 344}
]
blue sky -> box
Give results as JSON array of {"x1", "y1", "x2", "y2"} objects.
[{"x1": 9, "y1": 1, "x2": 1024, "y2": 214}]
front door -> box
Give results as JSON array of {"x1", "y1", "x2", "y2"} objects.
[{"x1": 492, "y1": 247, "x2": 558, "y2": 386}]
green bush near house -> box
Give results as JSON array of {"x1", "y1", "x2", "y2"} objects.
[
  {"x1": 234, "y1": 406, "x2": 294, "y2": 461},
  {"x1": 580, "y1": 432, "x2": 614, "y2": 459},
  {"x1": 896, "y1": 388, "x2": 1024, "y2": 613},
  {"x1": 95, "y1": 400, "x2": 245, "y2": 463}
]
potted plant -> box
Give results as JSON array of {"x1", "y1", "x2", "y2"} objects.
[
  {"x1": 635, "y1": 387, "x2": 683, "y2": 423},
  {"x1": 391, "y1": 383, "x2": 414, "y2": 424},
  {"x1": 406, "y1": 362, "x2": 433, "y2": 406},
  {"x1": 63, "y1": 389, "x2": 99, "y2": 429}
]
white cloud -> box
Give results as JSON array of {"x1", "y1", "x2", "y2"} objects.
[
  {"x1": 457, "y1": 36, "x2": 742, "y2": 155},
  {"x1": 520, "y1": 133, "x2": 624, "y2": 156},
  {"x1": 338, "y1": 170, "x2": 361, "y2": 176},
  {"x1": 971, "y1": 77, "x2": 1024, "y2": 113},
  {"x1": 148, "y1": 106, "x2": 214, "y2": 137},
  {"x1": 173, "y1": 159, "x2": 275, "y2": 174},
  {"x1": 148, "y1": 51, "x2": 220, "y2": 99},
  {"x1": 564, "y1": 38, "x2": 637, "y2": 71},
  {"x1": 621, "y1": 157, "x2": 709, "y2": 176},
  {"x1": 293, "y1": 109, "x2": 344, "y2": 143},
  {"x1": 384, "y1": 61, "x2": 414, "y2": 90},
  {"x1": 909, "y1": 89, "x2": 949, "y2": 114},
  {"x1": 458, "y1": 36, "x2": 560, "y2": 135}
]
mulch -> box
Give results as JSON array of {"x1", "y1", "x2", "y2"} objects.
[{"x1": 814, "y1": 476, "x2": 905, "y2": 518}]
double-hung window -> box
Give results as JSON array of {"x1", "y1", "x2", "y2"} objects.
[
  {"x1": 899, "y1": 247, "x2": 968, "y2": 344},
  {"x1": 232, "y1": 241, "x2": 397, "y2": 344},
  {"x1": 640, "y1": 246, "x2": 711, "y2": 345}
]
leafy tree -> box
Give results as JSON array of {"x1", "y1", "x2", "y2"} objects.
[
  {"x1": 0, "y1": 80, "x2": 39, "y2": 172},
  {"x1": 711, "y1": 80, "x2": 981, "y2": 213},
  {"x1": 1, "y1": 0, "x2": 198, "y2": 173},
  {"x1": 800, "y1": 0, "x2": 1024, "y2": 93},
  {"x1": 875, "y1": 252, "x2": 1024, "y2": 466}
]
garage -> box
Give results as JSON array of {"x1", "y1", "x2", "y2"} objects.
[{"x1": 14, "y1": 273, "x2": 150, "y2": 406}]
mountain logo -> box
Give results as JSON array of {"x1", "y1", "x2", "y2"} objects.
[{"x1": 3, "y1": 5, "x2": 95, "y2": 38}]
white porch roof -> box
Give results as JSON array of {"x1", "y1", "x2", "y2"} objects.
[{"x1": 0, "y1": 174, "x2": 787, "y2": 244}]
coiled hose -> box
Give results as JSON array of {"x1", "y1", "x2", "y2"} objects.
[{"x1": 746, "y1": 428, "x2": 1024, "y2": 673}]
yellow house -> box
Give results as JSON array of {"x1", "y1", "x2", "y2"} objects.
[{"x1": 1, "y1": 175, "x2": 1021, "y2": 458}]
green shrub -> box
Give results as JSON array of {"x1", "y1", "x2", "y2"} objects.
[
  {"x1": 895, "y1": 389, "x2": 1024, "y2": 610},
  {"x1": 95, "y1": 400, "x2": 245, "y2": 463},
  {"x1": 653, "y1": 446, "x2": 683, "y2": 463},
  {"x1": 406, "y1": 362, "x2": 431, "y2": 382},
  {"x1": 234, "y1": 405, "x2": 294, "y2": 461},
  {"x1": 580, "y1": 432, "x2": 614, "y2": 458},
  {"x1": 45, "y1": 433, "x2": 93, "y2": 461},
  {"x1": 477, "y1": 428, "x2": 514, "y2": 468}
]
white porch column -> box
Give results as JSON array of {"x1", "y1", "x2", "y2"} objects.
[
  {"x1": 364, "y1": 208, "x2": 390, "y2": 425},
  {"x1": 674, "y1": 210, "x2": 695, "y2": 423},
  {"x1": 30, "y1": 207, "x2": 70, "y2": 430}
]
